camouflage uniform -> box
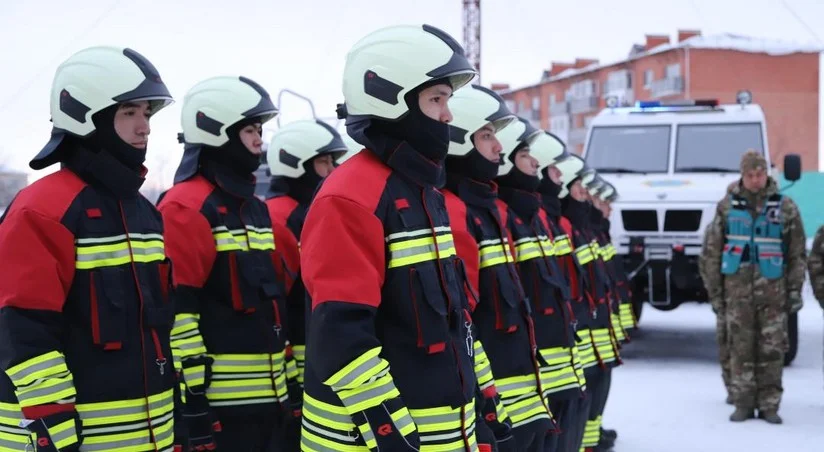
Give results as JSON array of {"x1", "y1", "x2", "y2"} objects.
[
  {"x1": 699, "y1": 212, "x2": 732, "y2": 400},
  {"x1": 809, "y1": 226, "x2": 824, "y2": 308},
  {"x1": 701, "y1": 153, "x2": 806, "y2": 416}
]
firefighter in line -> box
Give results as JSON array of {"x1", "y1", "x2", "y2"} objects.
[
  {"x1": 264, "y1": 120, "x2": 350, "y2": 450},
  {"x1": 554, "y1": 155, "x2": 620, "y2": 452},
  {"x1": 700, "y1": 150, "x2": 806, "y2": 424},
  {"x1": 159, "y1": 75, "x2": 291, "y2": 450},
  {"x1": 298, "y1": 24, "x2": 483, "y2": 451},
  {"x1": 0, "y1": 46, "x2": 181, "y2": 451},
  {"x1": 491, "y1": 118, "x2": 587, "y2": 450},
  {"x1": 442, "y1": 84, "x2": 552, "y2": 451}
]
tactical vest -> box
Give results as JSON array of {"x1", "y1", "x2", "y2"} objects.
[
  {"x1": 722, "y1": 194, "x2": 785, "y2": 280},
  {"x1": 498, "y1": 200, "x2": 581, "y2": 402}
]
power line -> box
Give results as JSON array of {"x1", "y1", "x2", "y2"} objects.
[
  {"x1": 0, "y1": 0, "x2": 125, "y2": 114},
  {"x1": 779, "y1": 0, "x2": 823, "y2": 45}
]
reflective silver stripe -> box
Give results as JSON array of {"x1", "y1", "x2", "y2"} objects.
[
  {"x1": 246, "y1": 226, "x2": 273, "y2": 233},
  {"x1": 17, "y1": 379, "x2": 75, "y2": 404},
  {"x1": 0, "y1": 436, "x2": 27, "y2": 449},
  {"x1": 211, "y1": 372, "x2": 271, "y2": 379},
  {"x1": 75, "y1": 233, "x2": 163, "y2": 245},
  {"x1": 210, "y1": 397, "x2": 279, "y2": 407},
  {"x1": 478, "y1": 238, "x2": 506, "y2": 247},
  {"x1": 496, "y1": 378, "x2": 536, "y2": 394},
  {"x1": 338, "y1": 377, "x2": 395, "y2": 409},
  {"x1": 49, "y1": 420, "x2": 78, "y2": 446},
  {"x1": 386, "y1": 226, "x2": 451, "y2": 242},
  {"x1": 301, "y1": 421, "x2": 358, "y2": 445},
  {"x1": 78, "y1": 395, "x2": 171, "y2": 422},
  {"x1": 329, "y1": 355, "x2": 384, "y2": 389},
  {"x1": 389, "y1": 239, "x2": 455, "y2": 260},
  {"x1": 6, "y1": 355, "x2": 66, "y2": 386},
  {"x1": 82, "y1": 411, "x2": 174, "y2": 435},
  {"x1": 76, "y1": 248, "x2": 131, "y2": 262},
  {"x1": 208, "y1": 382, "x2": 274, "y2": 395}
]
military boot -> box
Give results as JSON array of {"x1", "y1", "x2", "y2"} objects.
[
  {"x1": 758, "y1": 410, "x2": 783, "y2": 424},
  {"x1": 725, "y1": 394, "x2": 733, "y2": 405},
  {"x1": 729, "y1": 408, "x2": 754, "y2": 422},
  {"x1": 601, "y1": 427, "x2": 618, "y2": 440}
]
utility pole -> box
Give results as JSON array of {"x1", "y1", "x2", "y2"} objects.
[{"x1": 462, "y1": 0, "x2": 481, "y2": 85}]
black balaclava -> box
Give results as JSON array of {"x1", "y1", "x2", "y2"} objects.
[
  {"x1": 366, "y1": 79, "x2": 452, "y2": 163},
  {"x1": 283, "y1": 156, "x2": 326, "y2": 205},
  {"x1": 495, "y1": 142, "x2": 540, "y2": 192},
  {"x1": 84, "y1": 104, "x2": 147, "y2": 172},
  {"x1": 201, "y1": 117, "x2": 263, "y2": 176},
  {"x1": 561, "y1": 175, "x2": 591, "y2": 227},
  {"x1": 445, "y1": 133, "x2": 500, "y2": 184},
  {"x1": 538, "y1": 167, "x2": 563, "y2": 219}
]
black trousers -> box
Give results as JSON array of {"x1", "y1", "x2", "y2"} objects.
[
  {"x1": 216, "y1": 413, "x2": 284, "y2": 452},
  {"x1": 511, "y1": 419, "x2": 552, "y2": 452},
  {"x1": 549, "y1": 397, "x2": 583, "y2": 452}
]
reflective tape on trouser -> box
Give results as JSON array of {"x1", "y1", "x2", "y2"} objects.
[
  {"x1": 5, "y1": 351, "x2": 76, "y2": 408},
  {"x1": 620, "y1": 303, "x2": 636, "y2": 329},
  {"x1": 75, "y1": 233, "x2": 165, "y2": 270},
  {"x1": 77, "y1": 389, "x2": 175, "y2": 451},
  {"x1": 581, "y1": 415, "x2": 602, "y2": 447},
  {"x1": 386, "y1": 227, "x2": 457, "y2": 268},
  {"x1": 207, "y1": 353, "x2": 288, "y2": 407},
  {"x1": 611, "y1": 313, "x2": 626, "y2": 342},
  {"x1": 591, "y1": 329, "x2": 616, "y2": 363}
]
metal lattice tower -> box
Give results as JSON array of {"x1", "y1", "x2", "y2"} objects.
[{"x1": 462, "y1": 0, "x2": 481, "y2": 84}]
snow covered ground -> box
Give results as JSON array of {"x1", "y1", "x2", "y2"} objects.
[{"x1": 604, "y1": 285, "x2": 824, "y2": 452}]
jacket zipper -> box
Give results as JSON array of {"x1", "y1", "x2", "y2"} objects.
[{"x1": 118, "y1": 201, "x2": 161, "y2": 451}]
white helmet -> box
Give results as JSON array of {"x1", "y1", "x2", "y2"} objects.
[
  {"x1": 341, "y1": 24, "x2": 476, "y2": 122},
  {"x1": 529, "y1": 132, "x2": 566, "y2": 176},
  {"x1": 181, "y1": 76, "x2": 278, "y2": 148},
  {"x1": 31, "y1": 46, "x2": 173, "y2": 169},
  {"x1": 337, "y1": 133, "x2": 363, "y2": 164},
  {"x1": 554, "y1": 153, "x2": 587, "y2": 198},
  {"x1": 447, "y1": 85, "x2": 516, "y2": 157},
  {"x1": 266, "y1": 120, "x2": 348, "y2": 179},
  {"x1": 598, "y1": 183, "x2": 616, "y2": 202},
  {"x1": 583, "y1": 172, "x2": 604, "y2": 196},
  {"x1": 496, "y1": 117, "x2": 543, "y2": 177}
]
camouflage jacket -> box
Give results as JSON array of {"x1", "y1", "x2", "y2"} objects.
[
  {"x1": 699, "y1": 178, "x2": 806, "y2": 312},
  {"x1": 809, "y1": 225, "x2": 824, "y2": 308}
]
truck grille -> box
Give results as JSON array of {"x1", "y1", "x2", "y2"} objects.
[
  {"x1": 664, "y1": 210, "x2": 702, "y2": 232},
  {"x1": 621, "y1": 210, "x2": 658, "y2": 232}
]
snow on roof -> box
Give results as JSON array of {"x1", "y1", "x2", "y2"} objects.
[{"x1": 500, "y1": 32, "x2": 824, "y2": 95}]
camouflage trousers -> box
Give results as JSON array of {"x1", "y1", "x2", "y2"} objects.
[
  {"x1": 723, "y1": 265, "x2": 787, "y2": 412},
  {"x1": 715, "y1": 314, "x2": 732, "y2": 394}
]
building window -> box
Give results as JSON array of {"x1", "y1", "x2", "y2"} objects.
[
  {"x1": 666, "y1": 63, "x2": 681, "y2": 79},
  {"x1": 644, "y1": 69, "x2": 654, "y2": 88},
  {"x1": 549, "y1": 93, "x2": 556, "y2": 105},
  {"x1": 506, "y1": 100, "x2": 516, "y2": 113}
]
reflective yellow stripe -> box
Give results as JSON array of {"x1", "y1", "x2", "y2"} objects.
[
  {"x1": 75, "y1": 234, "x2": 165, "y2": 269},
  {"x1": 478, "y1": 238, "x2": 514, "y2": 269},
  {"x1": 335, "y1": 372, "x2": 399, "y2": 413},
  {"x1": 47, "y1": 418, "x2": 78, "y2": 450},
  {"x1": 325, "y1": 347, "x2": 387, "y2": 390},
  {"x1": 496, "y1": 374, "x2": 539, "y2": 398},
  {"x1": 514, "y1": 237, "x2": 542, "y2": 262},
  {"x1": 5, "y1": 351, "x2": 76, "y2": 408},
  {"x1": 247, "y1": 226, "x2": 276, "y2": 251},
  {"x1": 500, "y1": 392, "x2": 550, "y2": 427},
  {"x1": 571, "y1": 346, "x2": 587, "y2": 390},
  {"x1": 357, "y1": 406, "x2": 416, "y2": 450},
  {"x1": 292, "y1": 345, "x2": 306, "y2": 384},
  {"x1": 387, "y1": 230, "x2": 457, "y2": 268},
  {"x1": 410, "y1": 402, "x2": 475, "y2": 451},
  {"x1": 553, "y1": 235, "x2": 572, "y2": 256},
  {"x1": 472, "y1": 341, "x2": 495, "y2": 392},
  {"x1": 612, "y1": 313, "x2": 626, "y2": 342},
  {"x1": 581, "y1": 416, "x2": 602, "y2": 447},
  {"x1": 538, "y1": 235, "x2": 555, "y2": 256},
  {"x1": 213, "y1": 225, "x2": 273, "y2": 252},
  {"x1": 207, "y1": 353, "x2": 288, "y2": 406},
  {"x1": 574, "y1": 245, "x2": 594, "y2": 265},
  {"x1": 619, "y1": 303, "x2": 636, "y2": 329},
  {"x1": 76, "y1": 389, "x2": 174, "y2": 427},
  {"x1": 170, "y1": 314, "x2": 207, "y2": 379}
]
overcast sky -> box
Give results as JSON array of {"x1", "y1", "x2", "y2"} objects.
[{"x1": 1, "y1": 0, "x2": 823, "y2": 187}]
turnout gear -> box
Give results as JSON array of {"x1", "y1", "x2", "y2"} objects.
[
  {"x1": 301, "y1": 24, "x2": 480, "y2": 452},
  {"x1": 265, "y1": 119, "x2": 349, "y2": 450},
  {"x1": 161, "y1": 75, "x2": 289, "y2": 451},
  {"x1": 0, "y1": 46, "x2": 178, "y2": 452},
  {"x1": 31, "y1": 46, "x2": 173, "y2": 170},
  {"x1": 444, "y1": 85, "x2": 546, "y2": 450}
]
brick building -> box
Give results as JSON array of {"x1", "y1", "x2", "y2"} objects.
[{"x1": 495, "y1": 30, "x2": 821, "y2": 170}]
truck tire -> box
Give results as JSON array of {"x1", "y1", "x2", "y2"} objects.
[{"x1": 783, "y1": 312, "x2": 798, "y2": 366}]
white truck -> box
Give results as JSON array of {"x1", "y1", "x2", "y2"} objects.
[{"x1": 581, "y1": 95, "x2": 802, "y2": 363}]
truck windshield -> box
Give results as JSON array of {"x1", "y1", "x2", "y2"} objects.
[
  {"x1": 585, "y1": 125, "x2": 670, "y2": 173},
  {"x1": 675, "y1": 123, "x2": 764, "y2": 173}
]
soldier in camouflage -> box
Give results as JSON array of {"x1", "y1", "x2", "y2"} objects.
[
  {"x1": 700, "y1": 150, "x2": 806, "y2": 425},
  {"x1": 809, "y1": 225, "x2": 824, "y2": 308}
]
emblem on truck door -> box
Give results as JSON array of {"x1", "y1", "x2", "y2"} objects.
[{"x1": 657, "y1": 192, "x2": 667, "y2": 200}]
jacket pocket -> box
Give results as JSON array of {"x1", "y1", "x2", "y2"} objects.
[
  {"x1": 89, "y1": 268, "x2": 129, "y2": 350},
  {"x1": 409, "y1": 264, "x2": 451, "y2": 353},
  {"x1": 143, "y1": 258, "x2": 175, "y2": 330},
  {"x1": 228, "y1": 252, "x2": 267, "y2": 313},
  {"x1": 491, "y1": 265, "x2": 522, "y2": 332},
  {"x1": 721, "y1": 242, "x2": 745, "y2": 275}
]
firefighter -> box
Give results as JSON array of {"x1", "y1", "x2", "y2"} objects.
[
  {"x1": 299, "y1": 24, "x2": 480, "y2": 451},
  {"x1": 158, "y1": 75, "x2": 290, "y2": 450},
  {"x1": 443, "y1": 84, "x2": 552, "y2": 451},
  {"x1": 492, "y1": 118, "x2": 587, "y2": 451},
  {"x1": 553, "y1": 155, "x2": 618, "y2": 452},
  {"x1": 0, "y1": 46, "x2": 180, "y2": 451},
  {"x1": 263, "y1": 119, "x2": 350, "y2": 450}
]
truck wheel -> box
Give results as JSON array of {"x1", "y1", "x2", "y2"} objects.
[{"x1": 783, "y1": 312, "x2": 798, "y2": 366}]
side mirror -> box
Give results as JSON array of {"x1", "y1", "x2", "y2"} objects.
[{"x1": 783, "y1": 154, "x2": 801, "y2": 182}]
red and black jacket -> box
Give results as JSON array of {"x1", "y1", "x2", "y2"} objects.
[
  {"x1": 497, "y1": 186, "x2": 582, "y2": 402},
  {"x1": 444, "y1": 175, "x2": 552, "y2": 433},
  {"x1": 159, "y1": 162, "x2": 288, "y2": 418},
  {"x1": 0, "y1": 150, "x2": 176, "y2": 451},
  {"x1": 300, "y1": 146, "x2": 477, "y2": 451}
]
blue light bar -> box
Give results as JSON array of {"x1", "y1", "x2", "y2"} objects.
[
  {"x1": 632, "y1": 99, "x2": 719, "y2": 110},
  {"x1": 636, "y1": 101, "x2": 661, "y2": 108}
]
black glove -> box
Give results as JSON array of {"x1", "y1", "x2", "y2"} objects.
[
  {"x1": 350, "y1": 397, "x2": 420, "y2": 451},
  {"x1": 24, "y1": 410, "x2": 82, "y2": 451},
  {"x1": 183, "y1": 392, "x2": 220, "y2": 452},
  {"x1": 477, "y1": 393, "x2": 513, "y2": 444}
]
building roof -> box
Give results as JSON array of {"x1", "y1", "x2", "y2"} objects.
[{"x1": 501, "y1": 32, "x2": 824, "y2": 95}]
